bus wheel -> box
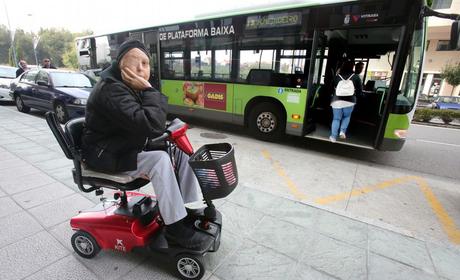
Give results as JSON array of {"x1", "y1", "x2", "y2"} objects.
[{"x1": 248, "y1": 102, "x2": 285, "y2": 141}]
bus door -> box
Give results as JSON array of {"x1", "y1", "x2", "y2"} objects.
[
  {"x1": 304, "y1": 27, "x2": 402, "y2": 149},
  {"x1": 142, "y1": 30, "x2": 161, "y2": 90},
  {"x1": 305, "y1": 30, "x2": 331, "y2": 133}
]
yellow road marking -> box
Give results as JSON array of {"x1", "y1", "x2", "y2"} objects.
[
  {"x1": 261, "y1": 149, "x2": 307, "y2": 200},
  {"x1": 315, "y1": 175, "x2": 460, "y2": 244},
  {"x1": 260, "y1": 150, "x2": 460, "y2": 244},
  {"x1": 315, "y1": 176, "x2": 418, "y2": 205},
  {"x1": 415, "y1": 177, "x2": 460, "y2": 244}
]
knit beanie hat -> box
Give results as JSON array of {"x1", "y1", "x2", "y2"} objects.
[{"x1": 116, "y1": 39, "x2": 149, "y2": 64}]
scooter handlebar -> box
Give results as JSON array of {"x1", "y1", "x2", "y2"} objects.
[
  {"x1": 166, "y1": 118, "x2": 186, "y2": 134},
  {"x1": 148, "y1": 132, "x2": 170, "y2": 143},
  {"x1": 147, "y1": 118, "x2": 193, "y2": 155}
]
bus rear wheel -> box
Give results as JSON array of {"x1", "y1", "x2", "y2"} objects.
[{"x1": 248, "y1": 102, "x2": 285, "y2": 141}]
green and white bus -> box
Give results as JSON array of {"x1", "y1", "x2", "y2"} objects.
[{"x1": 76, "y1": 0, "x2": 459, "y2": 151}]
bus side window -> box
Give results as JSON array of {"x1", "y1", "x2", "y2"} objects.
[{"x1": 246, "y1": 69, "x2": 273, "y2": 85}]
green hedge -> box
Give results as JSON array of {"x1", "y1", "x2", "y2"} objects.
[{"x1": 413, "y1": 108, "x2": 460, "y2": 124}]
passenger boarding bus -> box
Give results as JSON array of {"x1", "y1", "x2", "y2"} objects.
[{"x1": 76, "y1": 0, "x2": 459, "y2": 151}]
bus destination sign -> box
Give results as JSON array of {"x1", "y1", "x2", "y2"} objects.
[
  {"x1": 159, "y1": 25, "x2": 235, "y2": 41},
  {"x1": 246, "y1": 12, "x2": 302, "y2": 30}
]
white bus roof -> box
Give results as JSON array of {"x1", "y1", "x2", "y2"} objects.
[{"x1": 76, "y1": 0, "x2": 357, "y2": 40}]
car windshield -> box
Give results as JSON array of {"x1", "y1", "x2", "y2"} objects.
[
  {"x1": 0, "y1": 66, "x2": 16, "y2": 78},
  {"x1": 50, "y1": 72, "x2": 93, "y2": 88},
  {"x1": 437, "y1": 96, "x2": 460, "y2": 104}
]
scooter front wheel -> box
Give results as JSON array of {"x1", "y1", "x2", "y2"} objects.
[
  {"x1": 71, "y1": 231, "x2": 101, "y2": 259},
  {"x1": 175, "y1": 253, "x2": 205, "y2": 280}
]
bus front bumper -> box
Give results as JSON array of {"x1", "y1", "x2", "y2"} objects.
[{"x1": 379, "y1": 138, "x2": 405, "y2": 151}]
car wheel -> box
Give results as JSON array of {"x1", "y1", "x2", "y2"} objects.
[
  {"x1": 71, "y1": 231, "x2": 101, "y2": 259},
  {"x1": 54, "y1": 102, "x2": 69, "y2": 124},
  {"x1": 248, "y1": 102, "x2": 285, "y2": 141},
  {"x1": 174, "y1": 254, "x2": 205, "y2": 280},
  {"x1": 15, "y1": 95, "x2": 30, "y2": 113}
]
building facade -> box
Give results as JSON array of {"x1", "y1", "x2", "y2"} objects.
[{"x1": 421, "y1": 0, "x2": 460, "y2": 97}]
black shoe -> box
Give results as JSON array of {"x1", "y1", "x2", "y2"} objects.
[
  {"x1": 165, "y1": 219, "x2": 210, "y2": 249},
  {"x1": 186, "y1": 207, "x2": 205, "y2": 218}
]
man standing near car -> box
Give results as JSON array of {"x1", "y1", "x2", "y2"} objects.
[
  {"x1": 16, "y1": 60, "x2": 29, "y2": 77},
  {"x1": 42, "y1": 58, "x2": 57, "y2": 69}
]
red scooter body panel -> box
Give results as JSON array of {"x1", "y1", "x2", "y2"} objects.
[
  {"x1": 70, "y1": 192, "x2": 161, "y2": 252},
  {"x1": 170, "y1": 124, "x2": 194, "y2": 155}
]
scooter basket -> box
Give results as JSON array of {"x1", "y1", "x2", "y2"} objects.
[{"x1": 188, "y1": 143, "x2": 238, "y2": 200}]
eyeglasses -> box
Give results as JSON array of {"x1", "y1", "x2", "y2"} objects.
[{"x1": 44, "y1": 60, "x2": 50, "y2": 63}]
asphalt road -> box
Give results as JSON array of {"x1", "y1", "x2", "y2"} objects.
[
  {"x1": 285, "y1": 124, "x2": 460, "y2": 181},
  {"x1": 184, "y1": 114, "x2": 460, "y2": 181}
]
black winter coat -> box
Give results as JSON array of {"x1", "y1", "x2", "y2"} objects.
[{"x1": 81, "y1": 66, "x2": 168, "y2": 173}]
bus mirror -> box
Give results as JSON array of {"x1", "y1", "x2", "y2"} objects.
[
  {"x1": 79, "y1": 50, "x2": 90, "y2": 56},
  {"x1": 450, "y1": 21, "x2": 460, "y2": 50}
]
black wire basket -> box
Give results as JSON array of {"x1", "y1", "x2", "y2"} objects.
[{"x1": 188, "y1": 143, "x2": 238, "y2": 200}]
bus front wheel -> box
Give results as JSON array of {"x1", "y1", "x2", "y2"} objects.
[{"x1": 248, "y1": 102, "x2": 285, "y2": 141}]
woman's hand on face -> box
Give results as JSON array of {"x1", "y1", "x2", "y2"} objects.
[{"x1": 121, "y1": 67, "x2": 152, "y2": 91}]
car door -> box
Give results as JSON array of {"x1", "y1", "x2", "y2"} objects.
[
  {"x1": 18, "y1": 71, "x2": 39, "y2": 108},
  {"x1": 35, "y1": 71, "x2": 54, "y2": 110}
]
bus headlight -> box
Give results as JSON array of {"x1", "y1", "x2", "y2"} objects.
[
  {"x1": 394, "y1": 129, "x2": 407, "y2": 139},
  {"x1": 73, "y1": 98, "x2": 87, "y2": 105}
]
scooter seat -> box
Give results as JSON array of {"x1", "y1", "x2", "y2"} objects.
[{"x1": 81, "y1": 164, "x2": 137, "y2": 184}]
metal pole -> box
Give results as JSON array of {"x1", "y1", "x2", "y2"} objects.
[
  {"x1": 27, "y1": 14, "x2": 40, "y2": 67},
  {"x1": 33, "y1": 36, "x2": 40, "y2": 67},
  {"x1": 2, "y1": 0, "x2": 17, "y2": 66}
]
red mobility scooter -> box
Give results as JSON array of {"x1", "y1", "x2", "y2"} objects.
[{"x1": 45, "y1": 112, "x2": 238, "y2": 280}]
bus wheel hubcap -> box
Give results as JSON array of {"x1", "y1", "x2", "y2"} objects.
[{"x1": 256, "y1": 112, "x2": 276, "y2": 133}]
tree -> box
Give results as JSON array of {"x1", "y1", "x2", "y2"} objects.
[
  {"x1": 440, "y1": 62, "x2": 460, "y2": 96},
  {"x1": 4, "y1": 27, "x2": 93, "y2": 69},
  {"x1": 0, "y1": 25, "x2": 12, "y2": 65},
  {"x1": 36, "y1": 28, "x2": 74, "y2": 67},
  {"x1": 12, "y1": 29, "x2": 35, "y2": 65},
  {"x1": 62, "y1": 42, "x2": 78, "y2": 69}
]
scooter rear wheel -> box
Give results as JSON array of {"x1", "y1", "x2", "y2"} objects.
[
  {"x1": 71, "y1": 231, "x2": 101, "y2": 259},
  {"x1": 175, "y1": 253, "x2": 205, "y2": 280}
]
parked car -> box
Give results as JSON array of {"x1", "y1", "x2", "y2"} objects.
[
  {"x1": 83, "y1": 68, "x2": 103, "y2": 81},
  {"x1": 9, "y1": 66, "x2": 41, "y2": 97},
  {"x1": 11, "y1": 69, "x2": 95, "y2": 123},
  {"x1": 430, "y1": 96, "x2": 460, "y2": 110},
  {"x1": 0, "y1": 65, "x2": 17, "y2": 102},
  {"x1": 416, "y1": 93, "x2": 435, "y2": 108}
]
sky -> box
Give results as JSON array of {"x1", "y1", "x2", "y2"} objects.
[{"x1": 0, "y1": 0, "x2": 343, "y2": 35}]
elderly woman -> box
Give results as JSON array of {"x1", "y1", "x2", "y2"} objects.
[{"x1": 82, "y1": 39, "x2": 206, "y2": 249}]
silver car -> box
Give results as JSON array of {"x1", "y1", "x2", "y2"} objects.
[{"x1": 0, "y1": 65, "x2": 17, "y2": 102}]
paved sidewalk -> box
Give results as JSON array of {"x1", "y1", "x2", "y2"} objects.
[{"x1": 1, "y1": 106, "x2": 460, "y2": 280}]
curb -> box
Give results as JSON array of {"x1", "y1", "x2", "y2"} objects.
[{"x1": 412, "y1": 121, "x2": 460, "y2": 129}]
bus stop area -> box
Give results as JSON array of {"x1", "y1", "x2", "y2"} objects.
[{"x1": 1, "y1": 105, "x2": 460, "y2": 280}]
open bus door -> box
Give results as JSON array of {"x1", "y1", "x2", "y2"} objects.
[{"x1": 305, "y1": 27, "x2": 403, "y2": 149}]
